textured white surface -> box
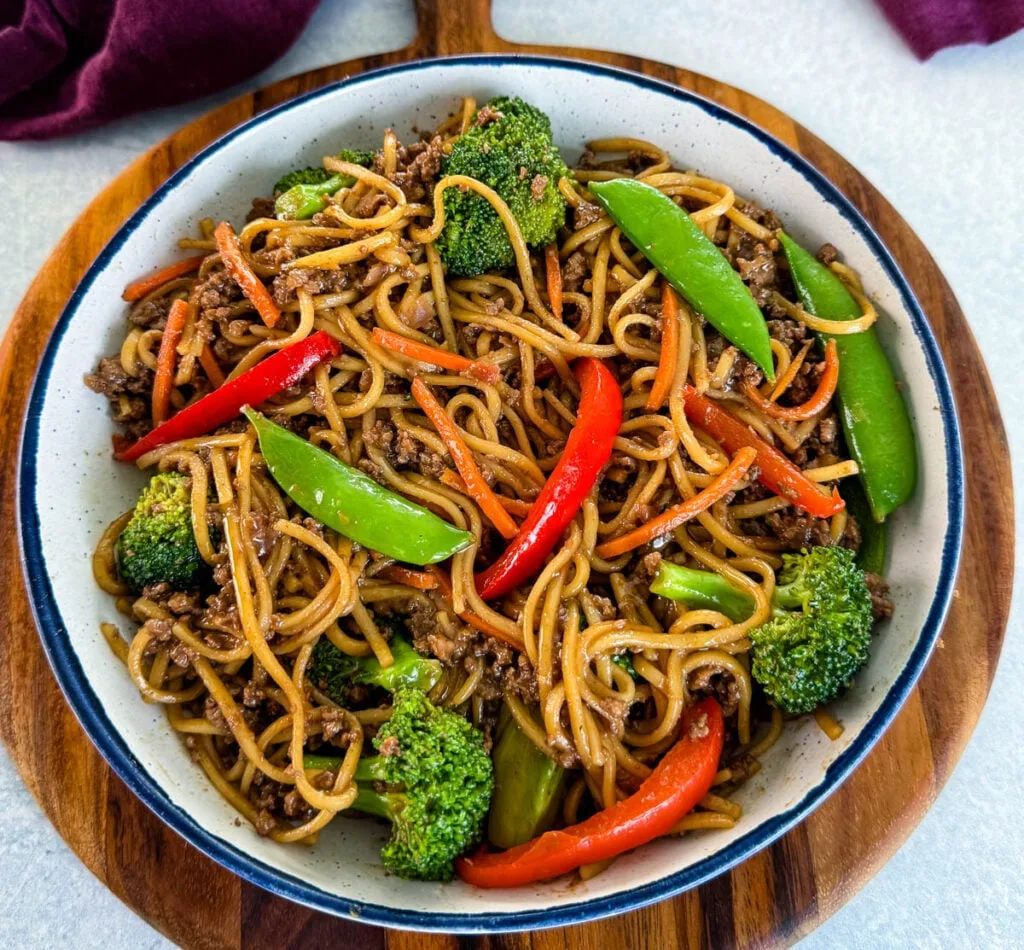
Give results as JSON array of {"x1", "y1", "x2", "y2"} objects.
[{"x1": 0, "y1": 0, "x2": 1020, "y2": 945}]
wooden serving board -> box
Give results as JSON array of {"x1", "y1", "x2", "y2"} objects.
[{"x1": 0, "y1": 2, "x2": 1013, "y2": 947}]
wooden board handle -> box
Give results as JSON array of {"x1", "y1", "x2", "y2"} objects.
[{"x1": 412, "y1": 0, "x2": 505, "y2": 54}]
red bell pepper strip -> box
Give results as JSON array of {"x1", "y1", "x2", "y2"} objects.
[
  {"x1": 455, "y1": 697, "x2": 723, "y2": 888},
  {"x1": 682, "y1": 385, "x2": 844, "y2": 519},
  {"x1": 114, "y1": 331, "x2": 341, "y2": 463},
  {"x1": 476, "y1": 357, "x2": 622, "y2": 600}
]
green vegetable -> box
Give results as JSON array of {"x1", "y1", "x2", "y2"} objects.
[
  {"x1": 303, "y1": 689, "x2": 493, "y2": 880},
  {"x1": 652, "y1": 547, "x2": 874, "y2": 713},
  {"x1": 588, "y1": 177, "x2": 775, "y2": 380},
  {"x1": 245, "y1": 408, "x2": 471, "y2": 565},
  {"x1": 116, "y1": 472, "x2": 202, "y2": 591},
  {"x1": 841, "y1": 478, "x2": 888, "y2": 574},
  {"x1": 611, "y1": 652, "x2": 640, "y2": 681},
  {"x1": 488, "y1": 712, "x2": 567, "y2": 850},
  {"x1": 777, "y1": 231, "x2": 916, "y2": 521},
  {"x1": 273, "y1": 149, "x2": 376, "y2": 220},
  {"x1": 309, "y1": 634, "x2": 442, "y2": 702},
  {"x1": 436, "y1": 96, "x2": 570, "y2": 276}
]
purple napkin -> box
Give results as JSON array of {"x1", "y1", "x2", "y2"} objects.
[
  {"x1": 876, "y1": 0, "x2": 1024, "y2": 58},
  {"x1": 0, "y1": 0, "x2": 321, "y2": 140}
]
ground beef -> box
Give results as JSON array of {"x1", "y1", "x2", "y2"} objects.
[
  {"x1": 864, "y1": 572, "x2": 895, "y2": 621},
  {"x1": 765, "y1": 509, "x2": 833, "y2": 548},
  {"x1": 474, "y1": 104, "x2": 502, "y2": 126},
  {"x1": 244, "y1": 510, "x2": 279, "y2": 558},
  {"x1": 84, "y1": 357, "x2": 154, "y2": 398},
  {"x1": 195, "y1": 268, "x2": 241, "y2": 313},
  {"x1": 271, "y1": 265, "x2": 350, "y2": 305},
  {"x1": 735, "y1": 240, "x2": 778, "y2": 307},
  {"x1": 247, "y1": 196, "x2": 276, "y2": 221},
  {"x1": 129, "y1": 297, "x2": 171, "y2": 328},
  {"x1": 689, "y1": 667, "x2": 741, "y2": 717},
  {"x1": 381, "y1": 135, "x2": 444, "y2": 201},
  {"x1": 817, "y1": 243, "x2": 839, "y2": 266},
  {"x1": 573, "y1": 201, "x2": 603, "y2": 230},
  {"x1": 561, "y1": 251, "x2": 588, "y2": 292},
  {"x1": 530, "y1": 174, "x2": 549, "y2": 201},
  {"x1": 363, "y1": 419, "x2": 447, "y2": 477}
]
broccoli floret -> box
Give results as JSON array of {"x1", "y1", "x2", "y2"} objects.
[
  {"x1": 273, "y1": 150, "x2": 376, "y2": 219},
  {"x1": 435, "y1": 96, "x2": 570, "y2": 276},
  {"x1": 273, "y1": 166, "x2": 333, "y2": 195},
  {"x1": 749, "y1": 547, "x2": 874, "y2": 714},
  {"x1": 115, "y1": 472, "x2": 201, "y2": 592},
  {"x1": 335, "y1": 147, "x2": 376, "y2": 167},
  {"x1": 309, "y1": 633, "x2": 442, "y2": 700},
  {"x1": 305, "y1": 690, "x2": 493, "y2": 880}
]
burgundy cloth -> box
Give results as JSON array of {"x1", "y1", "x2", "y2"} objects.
[
  {"x1": 876, "y1": 0, "x2": 1024, "y2": 59},
  {"x1": 0, "y1": 0, "x2": 321, "y2": 140}
]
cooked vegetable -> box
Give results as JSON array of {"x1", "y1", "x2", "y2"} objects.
[
  {"x1": 371, "y1": 327, "x2": 500, "y2": 384},
  {"x1": 488, "y1": 712, "x2": 567, "y2": 850},
  {"x1": 122, "y1": 255, "x2": 205, "y2": 302},
  {"x1": 150, "y1": 298, "x2": 188, "y2": 426},
  {"x1": 436, "y1": 96, "x2": 570, "y2": 276},
  {"x1": 841, "y1": 479, "x2": 888, "y2": 574},
  {"x1": 777, "y1": 231, "x2": 916, "y2": 521},
  {"x1": 743, "y1": 338, "x2": 840, "y2": 422},
  {"x1": 309, "y1": 634, "x2": 442, "y2": 701},
  {"x1": 652, "y1": 547, "x2": 874, "y2": 713},
  {"x1": 682, "y1": 385, "x2": 845, "y2": 519},
  {"x1": 456, "y1": 698, "x2": 723, "y2": 887},
  {"x1": 273, "y1": 149, "x2": 376, "y2": 220},
  {"x1": 304, "y1": 689, "x2": 493, "y2": 881},
  {"x1": 647, "y1": 283, "x2": 679, "y2": 412},
  {"x1": 588, "y1": 177, "x2": 775, "y2": 380},
  {"x1": 595, "y1": 446, "x2": 756, "y2": 558},
  {"x1": 115, "y1": 331, "x2": 341, "y2": 462},
  {"x1": 213, "y1": 220, "x2": 282, "y2": 327},
  {"x1": 478, "y1": 358, "x2": 623, "y2": 599},
  {"x1": 245, "y1": 408, "x2": 472, "y2": 565},
  {"x1": 116, "y1": 472, "x2": 201, "y2": 591}
]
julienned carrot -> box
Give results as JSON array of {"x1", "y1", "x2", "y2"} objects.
[
  {"x1": 545, "y1": 243, "x2": 563, "y2": 318},
  {"x1": 769, "y1": 339, "x2": 812, "y2": 402},
  {"x1": 595, "y1": 447, "x2": 756, "y2": 558},
  {"x1": 379, "y1": 565, "x2": 439, "y2": 590},
  {"x1": 151, "y1": 299, "x2": 189, "y2": 426},
  {"x1": 214, "y1": 221, "x2": 281, "y2": 328},
  {"x1": 426, "y1": 566, "x2": 520, "y2": 647},
  {"x1": 744, "y1": 339, "x2": 839, "y2": 422},
  {"x1": 646, "y1": 283, "x2": 679, "y2": 411},
  {"x1": 371, "y1": 327, "x2": 499, "y2": 384},
  {"x1": 122, "y1": 255, "x2": 206, "y2": 302},
  {"x1": 199, "y1": 344, "x2": 226, "y2": 387},
  {"x1": 439, "y1": 468, "x2": 533, "y2": 517},
  {"x1": 411, "y1": 377, "x2": 519, "y2": 539}
]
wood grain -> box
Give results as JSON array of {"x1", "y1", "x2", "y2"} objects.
[{"x1": 0, "y1": 1, "x2": 1012, "y2": 947}]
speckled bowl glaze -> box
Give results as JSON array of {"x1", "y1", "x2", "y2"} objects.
[{"x1": 18, "y1": 56, "x2": 963, "y2": 932}]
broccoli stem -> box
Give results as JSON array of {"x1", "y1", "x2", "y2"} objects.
[
  {"x1": 650, "y1": 561, "x2": 754, "y2": 622},
  {"x1": 351, "y1": 785, "x2": 403, "y2": 821},
  {"x1": 303, "y1": 753, "x2": 404, "y2": 821}
]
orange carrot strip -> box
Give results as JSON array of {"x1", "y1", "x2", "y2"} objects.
[
  {"x1": 378, "y1": 565, "x2": 439, "y2": 590},
  {"x1": 646, "y1": 283, "x2": 679, "y2": 411},
  {"x1": 744, "y1": 339, "x2": 839, "y2": 422},
  {"x1": 371, "y1": 327, "x2": 499, "y2": 384},
  {"x1": 122, "y1": 255, "x2": 206, "y2": 302},
  {"x1": 151, "y1": 299, "x2": 189, "y2": 426},
  {"x1": 426, "y1": 567, "x2": 521, "y2": 648},
  {"x1": 214, "y1": 221, "x2": 281, "y2": 328},
  {"x1": 411, "y1": 377, "x2": 518, "y2": 539},
  {"x1": 545, "y1": 243, "x2": 563, "y2": 319},
  {"x1": 769, "y1": 339, "x2": 813, "y2": 402},
  {"x1": 439, "y1": 468, "x2": 533, "y2": 517},
  {"x1": 595, "y1": 447, "x2": 757, "y2": 558},
  {"x1": 198, "y1": 344, "x2": 226, "y2": 387}
]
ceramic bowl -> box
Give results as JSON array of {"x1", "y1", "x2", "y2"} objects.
[{"x1": 18, "y1": 55, "x2": 963, "y2": 932}]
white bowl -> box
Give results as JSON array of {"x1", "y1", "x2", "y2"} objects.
[{"x1": 18, "y1": 55, "x2": 963, "y2": 932}]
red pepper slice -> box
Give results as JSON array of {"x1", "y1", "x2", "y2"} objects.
[
  {"x1": 114, "y1": 331, "x2": 341, "y2": 462},
  {"x1": 476, "y1": 357, "x2": 622, "y2": 600},
  {"x1": 681, "y1": 385, "x2": 844, "y2": 519},
  {"x1": 455, "y1": 697, "x2": 723, "y2": 888}
]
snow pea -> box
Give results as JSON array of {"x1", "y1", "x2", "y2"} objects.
[
  {"x1": 244, "y1": 408, "x2": 472, "y2": 564},
  {"x1": 841, "y1": 478, "x2": 888, "y2": 574},
  {"x1": 588, "y1": 178, "x2": 775, "y2": 380},
  {"x1": 777, "y1": 232, "x2": 916, "y2": 521}
]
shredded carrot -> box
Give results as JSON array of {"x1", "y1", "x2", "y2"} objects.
[
  {"x1": 214, "y1": 221, "x2": 281, "y2": 328},
  {"x1": 151, "y1": 299, "x2": 189, "y2": 426},
  {"x1": 545, "y1": 243, "x2": 563, "y2": 318},
  {"x1": 744, "y1": 339, "x2": 839, "y2": 422},
  {"x1": 198, "y1": 344, "x2": 226, "y2": 387},
  {"x1": 595, "y1": 447, "x2": 757, "y2": 558},
  {"x1": 769, "y1": 339, "x2": 812, "y2": 402},
  {"x1": 378, "y1": 565, "x2": 439, "y2": 590},
  {"x1": 371, "y1": 327, "x2": 499, "y2": 384},
  {"x1": 426, "y1": 566, "x2": 521, "y2": 647},
  {"x1": 439, "y1": 468, "x2": 533, "y2": 517},
  {"x1": 122, "y1": 255, "x2": 206, "y2": 302},
  {"x1": 646, "y1": 283, "x2": 679, "y2": 411},
  {"x1": 411, "y1": 378, "x2": 519, "y2": 539}
]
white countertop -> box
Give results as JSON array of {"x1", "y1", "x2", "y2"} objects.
[{"x1": 1, "y1": 0, "x2": 1021, "y2": 945}]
